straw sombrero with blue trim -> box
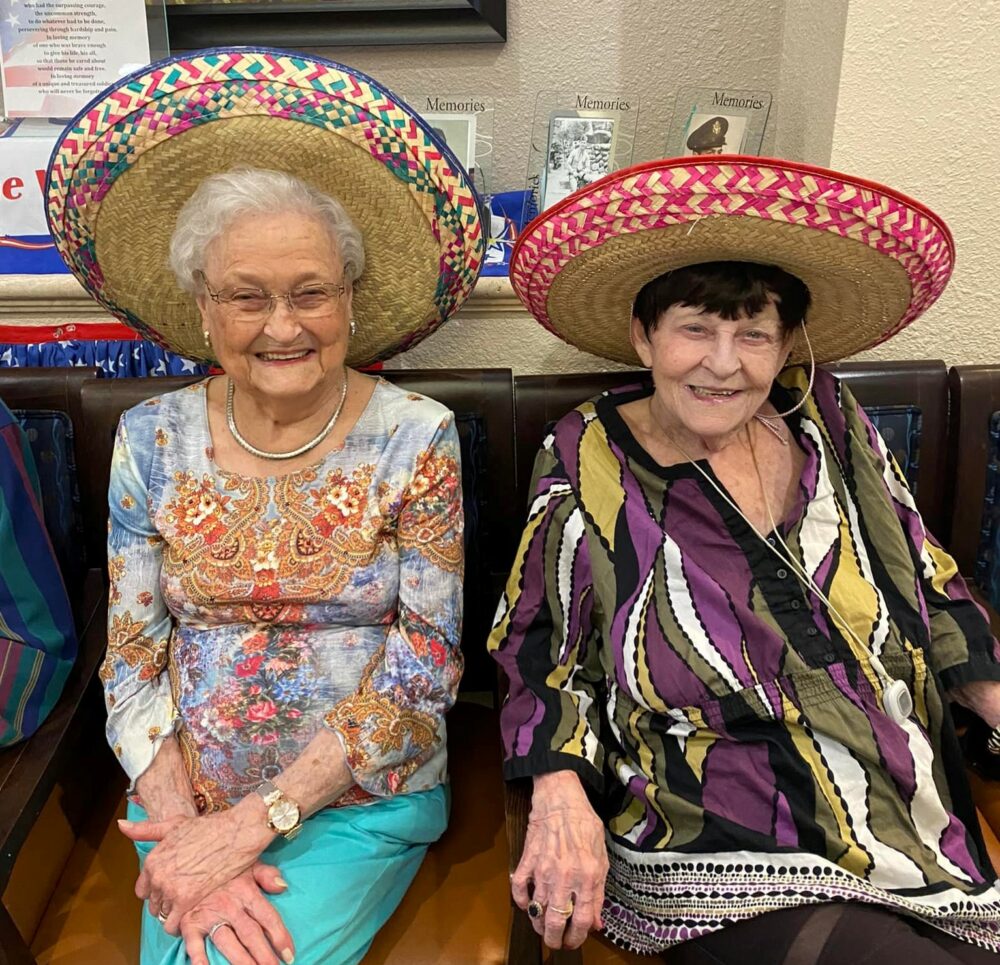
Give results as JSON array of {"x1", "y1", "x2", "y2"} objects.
[{"x1": 45, "y1": 48, "x2": 484, "y2": 366}]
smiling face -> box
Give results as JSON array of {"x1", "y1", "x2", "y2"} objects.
[
  {"x1": 630, "y1": 299, "x2": 793, "y2": 448},
  {"x1": 197, "y1": 211, "x2": 353, "y2": 404}
]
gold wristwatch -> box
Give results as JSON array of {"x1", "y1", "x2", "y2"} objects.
[{"x1": 255, "y1": 779, "x2": 303, "y2": 839}]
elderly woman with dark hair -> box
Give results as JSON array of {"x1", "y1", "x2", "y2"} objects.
[
  {"x1": 491, "y1": 156, "x2": 1000, "y2": 964},
  {"x1": 46, "y1": 50, "x2": 482, "y2": 965}
]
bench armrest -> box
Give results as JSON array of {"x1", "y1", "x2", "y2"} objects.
[{"x1": 0, "y1": 568, "x2": 107, "y2": 889}]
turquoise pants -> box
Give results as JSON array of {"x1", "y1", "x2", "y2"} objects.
[{"x1": 130, "y1": 785, "x2": 449, "y2": 965}]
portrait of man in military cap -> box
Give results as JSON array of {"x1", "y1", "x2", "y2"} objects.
[{"x1": 683, "y1": 112, "x2": 747, "y2": 155}]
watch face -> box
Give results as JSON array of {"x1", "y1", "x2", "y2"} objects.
[{"x1": 269, "y1": 798, "x2": 300, "y2": 832}]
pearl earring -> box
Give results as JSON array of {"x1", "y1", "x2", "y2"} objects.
[
  {"x1": 202, "y1": 330, "x2": 211, "y2": 348},
  {"x1": 349, "y1": 318, "x2": 357, "y2": 337}
]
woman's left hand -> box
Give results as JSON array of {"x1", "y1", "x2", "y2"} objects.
[
  {"x1": 119, "y1": 803, "x2": 275, "y2": 931},
  {"x1": 179, "y1": 865, "x2": 294, "y2": 965}
]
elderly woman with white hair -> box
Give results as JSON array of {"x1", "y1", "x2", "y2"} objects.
[{"x1": 45, "y1": 51, "x2": 483, "y2": 965}]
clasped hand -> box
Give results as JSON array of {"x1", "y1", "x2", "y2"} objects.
[
  {"x1": 510, "y1": 771, "x2": 610, "y2": 950},
  {"x1": 180, "y1": 865, "x2": 295, "y2": 965},
  {"x1": 119, "y1": 806, "x2": 274, "y2": 934}
]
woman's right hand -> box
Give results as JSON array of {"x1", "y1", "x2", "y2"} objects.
[
  {"x1": 179, "y1": 862, "x2": 295, "y2": 965},
  {"x1": 510, "y1": 770, "x2": 609, "y2": 950}
]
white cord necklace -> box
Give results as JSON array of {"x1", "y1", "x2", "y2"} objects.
[
  {"x1": 226, "y1": 375, "x2": 349, "y2": 461},
  {"x1": 672, "y1": 422, "x2": 913, "y2": 725}
]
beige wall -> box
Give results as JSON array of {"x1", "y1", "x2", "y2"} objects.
[
  {"x1": 15, "y1": 2, "x2": 992, "y2": 372},
  {"x1": 312, "y1": 0, "x2": 842, "y2": 374},
  {"x1": 833, "y1": 1, "x2": 1000, "y2": 366},
  {"x1": 316, "y1": 0, "x2": 788, "y2": 201},
  {"x1": 773, "y1": 0, "x2": 848, "y2": 164}
]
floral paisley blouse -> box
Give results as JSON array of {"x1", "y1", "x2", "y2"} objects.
[{"x1": 102, "y1": 378, "x2": 464, "y2": 812}]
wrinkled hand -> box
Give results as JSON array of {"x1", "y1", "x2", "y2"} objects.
[
  {"x1": 179, "y1": 864, "x2": 295, "y2": 965},
  {"x1": 951, "y1": 679, "x2": 1000, "y2": 728},
  {"x1": 119, "y1": 804, "x2": 274, "y2": 932},
  {"x1": 510, "y1": 771, "x2": 609, "y2": 950}
]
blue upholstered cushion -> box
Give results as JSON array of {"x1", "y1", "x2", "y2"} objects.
[
  {"x1": 11, "y1": 408, "x2": 86, "y2": 589},
  {"x1": 974, "y1": 412, "x2": 1000, "y2": 606},
  {"x1": 866, "y1": 404, "x2": 922, "y2": 492},
  {"x1": 453, "y1": 412, "x2": 485, "y2": 554}
]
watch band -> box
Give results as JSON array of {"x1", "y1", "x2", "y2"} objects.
[{"x1": 256, "y1": 779, "x2": 282, "y2": 806}]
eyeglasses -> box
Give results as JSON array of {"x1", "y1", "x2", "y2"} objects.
[{"x1": 196, "y1": 271, "x2": 348, "y2": 321}]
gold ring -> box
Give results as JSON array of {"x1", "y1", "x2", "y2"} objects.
[{"x1": 551, "y1": 902, "x2": 574, "y2": 917}]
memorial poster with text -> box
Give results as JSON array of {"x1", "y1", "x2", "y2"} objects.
[{"x1": 0, "y1": 0, "x2": 150, "y2": 118}]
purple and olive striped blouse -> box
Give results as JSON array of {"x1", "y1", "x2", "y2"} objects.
[{"x1": 489, "y1": 367, "x2": 1000, "y2": 955}]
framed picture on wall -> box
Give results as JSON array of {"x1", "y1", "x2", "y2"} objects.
[
  {"x1": 408, "y1": 94, "x2": 495, "y2": 196},
  {"x1": 424, "y1": 114, "x2": 476, "y2": 170},
  {"x1": 681, "y1": 113, "x2": 747, "y2": 155},
  {"x1": 164, "y1": 0, "x2": 507, "y2": 48}
]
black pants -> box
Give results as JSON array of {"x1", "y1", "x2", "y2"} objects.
[{"x1": 666, "y1": 904, "x2": 1000, "y2": 964}]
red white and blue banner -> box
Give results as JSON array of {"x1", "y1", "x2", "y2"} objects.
[
  {"x1": 0, "y1": 118, "x2": 67, "y2": 274},
  {"x1": 0, "y1": 124, "x2": 206, "y2": 375}
]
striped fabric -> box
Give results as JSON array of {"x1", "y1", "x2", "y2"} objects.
[
  {"x1": 0, "y1": 401, "x2": 77, "y2": 746},
  {"x1": 489, "y1": 367, "x2": 1000, "y2": 954}
]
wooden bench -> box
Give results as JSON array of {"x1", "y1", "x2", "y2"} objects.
[
  {"x1": 2, "y1": 359, "x2": 1000, "y2": 964},
  {"x1": 0, "y1": 368, "x2": 113, "y2": 965}
]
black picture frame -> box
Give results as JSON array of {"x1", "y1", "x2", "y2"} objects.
[{"x1": 165, "y1": 0, "x2": 508, "y2": 49}]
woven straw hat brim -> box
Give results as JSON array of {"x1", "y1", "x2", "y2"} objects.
[
  {"x1": 46, "y1": 48, "x2": 484, "y2": 366},
  {"x1": 511, "y1": 155, "x2": 955, "y2": 365}
]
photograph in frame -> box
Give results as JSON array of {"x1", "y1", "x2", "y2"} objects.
[
  {"x1": 423, "y1": 111, "x2": 478, "y2": 183},
  {"x1": 667, "y1": 87, "x2": 772, "y2": 158},
  {"x1": 524, "y1": 91, "x2": 639, "y2": 223},
  {"x1": 541, "y1": 115, "x2": 617, "y2": 210}
]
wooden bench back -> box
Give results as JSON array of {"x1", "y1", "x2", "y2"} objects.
[
  {"x1": 947, "y1": 366, "x2": 1000, "y2": 580},
  {"x1": 829, "y1": 359, "x2": 950, "y2": 542},
  {"x1": 0, "y1": 367, "x2": 99, "y2": 608}
]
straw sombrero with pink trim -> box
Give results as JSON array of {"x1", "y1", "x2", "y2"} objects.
[{"x1": 510, "y1": 155, "x2": 955, "y2": 365}]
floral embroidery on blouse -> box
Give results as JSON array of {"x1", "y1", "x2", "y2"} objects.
[{"x1": 103, "y1": 378, "x2": 464, "y2": 810}]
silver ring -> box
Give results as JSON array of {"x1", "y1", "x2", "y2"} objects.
[
  {"x1": 527, "y1": 899, "x2": 545, "y2": 920},
  {"x1": 156, "y1": 910, "x2": 168, "y2": 924},
  {"x1": 208, "y1": 920, "x2": 229, "y2": 942}
]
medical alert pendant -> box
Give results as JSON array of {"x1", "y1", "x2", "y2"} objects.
[{"x1": 883, "y1": 679, "x2": 913, "y2": 724}]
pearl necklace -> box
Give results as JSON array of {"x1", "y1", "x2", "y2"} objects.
[{"x1": 226, "y1": 376, "x2": 349, "y2": 461}]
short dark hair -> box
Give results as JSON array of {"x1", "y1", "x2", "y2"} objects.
[{"x1": 632, "y1": 262, "x2": 811, "y2": 339}]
